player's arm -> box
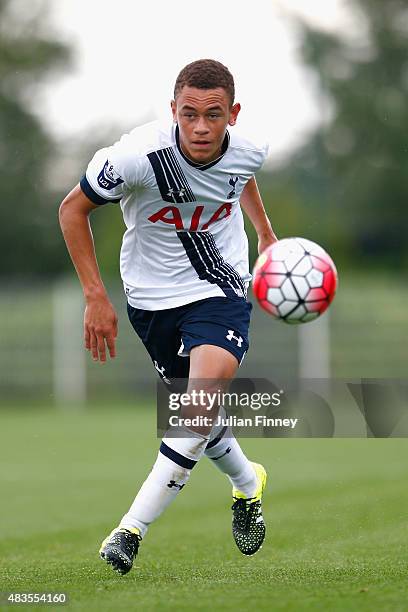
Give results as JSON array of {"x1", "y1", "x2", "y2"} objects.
[
  {"x1": 59, "y1": 184, "x2": 118, "y2": 363},
  {"x1": 240, "y1": 176, "x2": 278, "y2": 254}
]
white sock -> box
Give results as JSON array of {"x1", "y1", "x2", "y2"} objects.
[
  {"x1": 204, "y1": 428, "x2": 257, "y2": 498},
  {"x1": 120, "y1": 428, "x2": 208, "y2": 537}
]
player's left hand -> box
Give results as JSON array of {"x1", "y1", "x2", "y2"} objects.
[{"x1": 84, "y1": 296, "x2": 118, "y2": 363}]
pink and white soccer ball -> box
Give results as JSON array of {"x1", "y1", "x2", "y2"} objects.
[{"x1": 252, "y1": 237, "x2": 338, "y2": 324}]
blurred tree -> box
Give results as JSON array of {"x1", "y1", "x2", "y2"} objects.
[
  {"x1": 259, "y1": 0, "x2": 408, "y2": 272},
  {"x1": 3, "y1": 0, "x2": 406, "y2": 279},
  {"x1": 0, "y1": 0, "x2": 71, "y2": 277}
]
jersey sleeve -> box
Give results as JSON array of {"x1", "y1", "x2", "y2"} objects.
[
  {"x1": 80, "y1": 131, "x2": 146, "y2": 205},
  {"x1": 229, "y1": 129, "x2": 270, "y2": 179},
  {"x1": 262, "y1": 142, "x2": 270, "y2": 167},
  {"x1": 252, "y1": 142, "x2": 269, "y2": 174}
]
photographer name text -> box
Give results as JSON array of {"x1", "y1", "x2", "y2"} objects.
[{"x1": 168, "y1": 414, "x2": 298, "y2": 429}]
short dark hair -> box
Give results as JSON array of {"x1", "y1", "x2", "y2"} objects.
[{"x1": 174, "y1": 59, "x2": 235, "y2": 105}]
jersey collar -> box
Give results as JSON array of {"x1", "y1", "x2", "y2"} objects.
[{"x1": 175, "y1": 124, "x2": 229, "y2": 171}]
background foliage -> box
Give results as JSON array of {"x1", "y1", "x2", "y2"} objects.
[{"x1": 0, "y1": 0, "x2": 407, "y2": 278}]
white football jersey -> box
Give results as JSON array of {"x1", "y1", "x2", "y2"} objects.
[{"x1": 81, "y1": 120, "x2": 268, "y2": 310}]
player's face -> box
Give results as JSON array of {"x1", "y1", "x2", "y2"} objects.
[{"x1": 171, "y1": 86, "x2": 240, "y2": 164}]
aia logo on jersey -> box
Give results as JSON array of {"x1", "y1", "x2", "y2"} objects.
[
  {"x1": 97, "y1": 159, "x2": 124, "y2": 191},
  {"x1": 148, "y1": 203, "x2": 232, "y2": 231},
  {"x1": 227, "y1": 175, "x2": 239, "y2": 199}
]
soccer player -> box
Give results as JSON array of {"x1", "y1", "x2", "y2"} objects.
[{"x1": 59, "y1": 59, "x2": 278, "y2": 575}]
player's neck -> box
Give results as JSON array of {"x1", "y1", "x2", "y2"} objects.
[{"x1": 175, "y1": 125, "x2": 229, "y2": 168}]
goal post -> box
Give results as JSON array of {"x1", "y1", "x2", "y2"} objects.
[
  {"x1": 298, "y1": 311, "x2": 330, "y2": 379},
  {"x1": 52, "y1": 279, "x2": 87, "y2": 406}
]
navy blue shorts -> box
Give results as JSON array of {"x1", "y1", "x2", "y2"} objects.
[{"x1": 127, "y1": 297, "x2": 252, "y2": 385}]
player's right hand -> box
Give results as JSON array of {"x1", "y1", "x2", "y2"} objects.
[{"x1": 84, "y1": 296, "x2": 118, "y2": 363}]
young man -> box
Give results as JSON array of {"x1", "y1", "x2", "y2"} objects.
[{"x1": 59, "y1": 59, "x2": 277, "y2": 575}]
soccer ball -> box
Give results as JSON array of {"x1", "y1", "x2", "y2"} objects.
[{"x1": 252, "y1": 237, "x2": 338, "y2": 324}]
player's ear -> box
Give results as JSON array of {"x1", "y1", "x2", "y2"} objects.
[
  {"x1": 228, "y1": 102, "x2": 241, "y2": 126},
  {"x1": 171, "y1": 99, "x2": 177, "y2": 123}
]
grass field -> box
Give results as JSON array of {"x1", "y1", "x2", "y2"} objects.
[{"x1": 1, "y1": 404, "x2": 407, "y2": 611}]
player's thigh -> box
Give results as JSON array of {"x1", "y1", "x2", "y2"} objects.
[
  {"x1": 180, "y1": 297, "x2": 251, "y2": 432},
  {"x1": 180, "y1": 296, "x2": 252, "y2": 383}
]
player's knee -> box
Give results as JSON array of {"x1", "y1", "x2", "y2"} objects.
[{"x1": 189, "y1": 344, "x2": 238, "y2": 380}]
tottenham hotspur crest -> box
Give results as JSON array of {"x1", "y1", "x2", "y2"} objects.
[{"x1": 227, "y1": 175, "x2": 239, "y2": 199}]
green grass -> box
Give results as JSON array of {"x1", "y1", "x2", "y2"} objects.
[{"x1": 0, "y1": 405, "x2": 407, "y2": 611}]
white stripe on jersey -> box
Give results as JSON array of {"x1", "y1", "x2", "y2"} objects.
[
  {"x1": 195, "y1": 232, "x2": 244, "y2": 297},
  {"x1": 154, "y1": 150, "x2": 179, "y2": 204},
  {"x1": 203, "y1": 232, "x2": 247, "y2": 297},
  {"x1": 166, "y1": 147, "x2": 196, "y2": 202},
  {"x1": 184, "y1": 231, "x2": 229, "y2": 288}
]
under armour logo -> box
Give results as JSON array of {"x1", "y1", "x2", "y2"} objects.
[
  {"x1": 227, "y1": 176, "x2": 238, "y2": 199},
  {"x1": 167, "y1": 480, "x2": 185, "y2": 490},
  {"x1": 226, "y1": 330, "x2": 243, "y2": 347},
  {"x1": 167, "y1": 187, "x2": 186, "y2": 198},
  {"x1": 154, "y1": 360, "x2": 171, "y2": 384}
]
